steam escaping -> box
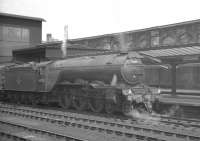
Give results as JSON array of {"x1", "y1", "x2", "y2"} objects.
[
  {"x1": 163, "y1": 105, "x2": 183, "y2": 117},
  {"x1": 126, "y1": 110, "x2": 161, "y2": 125},
  {"x1": 110, "y1": 74, "x2": 118, "y2": 86},
  {"x1": 125, "y1": 105, "x2": 183, "y2": 126},
  {"x1": 61, "y1": 25, "x2": 68, "y2": 58}
]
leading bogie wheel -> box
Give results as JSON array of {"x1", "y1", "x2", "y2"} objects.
[
  {"x1": 89, "y1": 98, "x2": 104, "y2": 113},
  {"x1": 136, "y1": 103, "x2": 148, "y2": 114},
  {"x1": 122, "y1": 101, "x2": 133, "y2": 115}
]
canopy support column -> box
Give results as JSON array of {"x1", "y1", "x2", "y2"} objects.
[{"x1": 171, "y1": 63, "x2": 177, "y2": 95}]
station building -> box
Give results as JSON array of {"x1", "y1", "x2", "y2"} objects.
[
  {"x1": 0, "y1": 13, "x2": 109, "y2": 63},
  {"x1": 0, "y1": 12, "x2": 45, "y2": 63}
]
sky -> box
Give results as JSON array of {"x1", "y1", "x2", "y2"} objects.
[{"x1": 1, "y1": 0, "x2": 200, "y2": 41}]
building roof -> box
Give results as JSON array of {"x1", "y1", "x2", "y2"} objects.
[
  {"x1": 69, "y1": 19, "x2": 200, "y2": 42},
  {"x1": 140, "y1": 46, "x2": 200, "y2": 59},
  {"x1": 37, "y1": 41, "x2": 109, "y2": 51},
  {"x1": 0, "y1": 12, "x2": 45, "y2": 22},
  {"x1": 12, "y1": 41, "x2": 110, "y2": 55}
]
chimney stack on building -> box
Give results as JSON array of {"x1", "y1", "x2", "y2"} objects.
[{"x1": 46, "y1": 33, "x2": 52, "y2": 42}]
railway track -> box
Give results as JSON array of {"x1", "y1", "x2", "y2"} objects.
[
  {"x1": 1, "y1": 102, "x2": 200, "y2": 130},
  {"x1": 0, "y1": 116, "x2": 87, "y2": 141},
  {"x1": 0, "y1": 130, "x2": 32, "y2": 141},
  {"x1": 2, "y1": 102, "x2": 200, "y2": 129},
  {"x1": 0, "y1": 102, "x2": 200, "y2": 141},
  {"x1": 157, "y1": 115, "x2": 200, "y2": 128}
]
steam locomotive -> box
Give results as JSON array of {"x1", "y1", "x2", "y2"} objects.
[{"x1": 0, "y1": 52, "x2": 159, "y2": 115}]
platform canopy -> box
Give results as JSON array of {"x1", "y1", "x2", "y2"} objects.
[
  {"x1": 141, "y1": 46, "x2": 200, "y2": 57},
  {"x1": 139, "y1": 45, "x2": 200, "y2": 64},
  {"x1": 139, "y1": 45, "x2": 200, "y2": 95}
]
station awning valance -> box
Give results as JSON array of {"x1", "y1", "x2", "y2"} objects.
[{"x1": 140, "y1": 46, "x2": 200, "y2": 58}]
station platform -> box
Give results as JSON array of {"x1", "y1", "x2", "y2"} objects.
[
  {"x1": 158, "y1": 94, "x2": 200, "y2": 106},
  {"x1": 158, "y1": 88, "x2": 200, "y2": 106}
]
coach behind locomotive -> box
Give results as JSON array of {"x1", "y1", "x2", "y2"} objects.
[{"x1": 2, "y1": 52, "x2": 158, "y2": 115}]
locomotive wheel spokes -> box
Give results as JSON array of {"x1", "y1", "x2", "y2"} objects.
[
  {"x1": 7, "y1": 94, "x2": 12, "y2": 102},
  {"x1": 105, "y1": 101, "x2": 115, "y2": 114},
  {"x1": 59, "y1": 94, "x2": 71, "y2": 109},
  {"x1": 136, "y1": 103, "x2": 148, "y2": 114},
  {"x1": 30, "y1": 95, "x2": 37, "y2": 106},
  {"x1": 13, "y1": 94, "x2": 20, "y2": 104},
  {"x1": 10, "y1": 94, "x2": 16, "y2": 103},
  {"x1": 21, "y1": 95, "x2": 26, "y2": 104},
  {"x1": 122, "y1": 101, "x2": 133, "y2": 115},
  {"x1": 31, "y1": 97, "x2": 37, "y2": 106},
  {"x1": 19, "y1": 94, "x2": 25, "y2": 104},
  {"x1": 72, "y1": 96, "x2": 87, "y2": 111},
  {"x1": 14, "y1": 94, "x2": 20, "y2": 104},
  {"x1": 24, "y1": 95, "x2": 30, "y2": 105},
  {"x1": 27, "y1": 95, "x2": 34, "y2": 105},
  {"x1": 89, "y1": 98, "x2": 104, "y2": 113}
]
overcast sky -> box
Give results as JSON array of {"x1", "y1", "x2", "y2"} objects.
[{"x1": 1, "y1": 0, "x2": 200, "y2": 41}]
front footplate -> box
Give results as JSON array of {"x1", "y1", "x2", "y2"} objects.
[{"x1": 122, "y1": 84, "x2": 158, "y2": 114}]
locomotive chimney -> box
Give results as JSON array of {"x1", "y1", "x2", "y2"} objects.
[{"x1": 118, "y1": 33, "x2": 128, "y2": 52}]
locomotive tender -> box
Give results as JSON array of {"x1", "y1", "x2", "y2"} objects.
[{"x1": 0, "y1": 52, "x2": 158, "y2": 114}]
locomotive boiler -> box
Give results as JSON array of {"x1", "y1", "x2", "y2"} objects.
[{"x1": 0, "y1": 52, "x2": 158, "y2": 115}]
